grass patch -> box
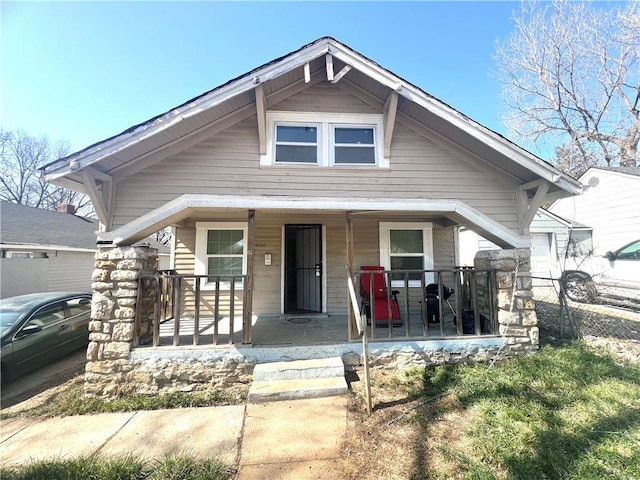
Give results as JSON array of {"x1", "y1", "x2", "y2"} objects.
[
  {"x1": 0, "y1": 455, "x2": 235, "y2": 480},
  {"x1": 344, "y1": 340, "x2": 640, "y2": 479},
  {"x1": 1, "y1": 384, "x2": 247, "y2": 420}
]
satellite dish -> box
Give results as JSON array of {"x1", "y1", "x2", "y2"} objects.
[{"x1": 588, "y1": 176, "x2": 599, "y2": 187}]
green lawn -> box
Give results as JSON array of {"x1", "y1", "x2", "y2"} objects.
[
  {"x1": 347, "y1": 341, "x2": 640, "y2": 479},
  {"x1": 0, "y1": 455, "x2": 235, "y2": 480}
]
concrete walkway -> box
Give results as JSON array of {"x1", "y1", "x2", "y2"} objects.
[{"x1": 0, "y1": 396, "x2": 348, "y2": 480}]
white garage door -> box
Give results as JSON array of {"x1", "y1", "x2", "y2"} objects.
[{"x1": 530, "y1": 234, "x2": 551, "y2": 277}]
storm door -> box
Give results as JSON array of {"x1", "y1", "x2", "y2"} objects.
[{"x1": 284, "y1": 225, "x2": 322, "y2": 313}]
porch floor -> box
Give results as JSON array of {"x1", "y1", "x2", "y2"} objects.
[{"x1": 153, "y1": 309, "x2": 482, "y2": 347}]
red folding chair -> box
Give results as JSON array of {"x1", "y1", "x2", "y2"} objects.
[{"x1": 359, "y1": 266, "x2": 402, "y2": 327}]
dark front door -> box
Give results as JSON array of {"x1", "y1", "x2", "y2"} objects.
[{"x1": 284, "y1": 225, "x2": 322, "y2": 313}]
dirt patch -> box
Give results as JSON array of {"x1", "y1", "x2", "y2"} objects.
[
  {"x1": 582, "y1": 336, "x2": 640, "y2": 364},
  {"x1": 341, "y1": 367, "x2": 478, "y2": 480},
  {"x1": 1, "y1": 372, "x2": 85, "y2": 415}
]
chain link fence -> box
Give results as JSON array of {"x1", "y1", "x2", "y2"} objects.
[{"x1": 533, "y1": 276, "x2": 640, "y2": 361}]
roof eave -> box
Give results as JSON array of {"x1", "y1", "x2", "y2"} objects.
[
  {"x1": 42, "y1": 39, "x2": 336, "y2": 181},
  {"x1": 42, "y1": 37, "x2": 582, "y2": 197}
]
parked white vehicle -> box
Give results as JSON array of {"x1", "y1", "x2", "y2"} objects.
[{"x1": 560, "y1": 239, "x2": 640, "y2": 308}]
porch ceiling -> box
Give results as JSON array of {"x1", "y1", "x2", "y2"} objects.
[{"x1": 99, "y1": 193, "x2": 529, "y2": 249}]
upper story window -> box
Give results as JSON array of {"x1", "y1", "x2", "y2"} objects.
[
  {"x1": 333, "y1": 126, "x2": 375, "y2": 164},
  {"x1": 262, "y1": 111, "x2": 387, "y2": 168},
  {"x1": 275, "y1": 125, "x2": 319, "y2": 164}
]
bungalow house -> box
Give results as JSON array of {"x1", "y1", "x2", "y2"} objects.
[{"x1": 39, "y1": 38, "x2": 581, "y2": 396}]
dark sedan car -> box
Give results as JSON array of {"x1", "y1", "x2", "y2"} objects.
[{"x1": 0, "y1": 292, "x2": 92, "y2": 383}]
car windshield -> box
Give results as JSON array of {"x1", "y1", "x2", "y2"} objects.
[{"x1": 0, "y1": 308, "x2": 29, "y2": 336}]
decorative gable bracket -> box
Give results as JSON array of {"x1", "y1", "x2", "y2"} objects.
[
  {"x1": 78, "y1": 166, "x2": 113, "y2": 230},
  {"x1": 519, "y1": 179, "x2": 551, "y2": 233}
]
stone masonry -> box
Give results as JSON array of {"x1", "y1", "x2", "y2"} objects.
[
  {"x1": 85, "y1": 245, "x2": 158, "y2": 397},
  {"x1": 474, "y1": 248, "x2": 539, "y2": 353}
]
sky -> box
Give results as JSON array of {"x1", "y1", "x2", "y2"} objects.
[{"x1": 1, "y1": 1, "x2": 527, "y2": 157}]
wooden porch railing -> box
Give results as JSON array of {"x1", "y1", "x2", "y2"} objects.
[
  {"x1": 349, "y1": 268, "x2": 498, "y2": 341},
  {"x1": 135, "y1": 272, "x2": 248, "y2": 347}
]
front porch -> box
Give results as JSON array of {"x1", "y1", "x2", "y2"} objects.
[
  {"x1": 85, "y1": 241, "x2": 537, "y2": 397},
  {"x1": 133, "y1": 267, "x2": 499, "y2": 349}
]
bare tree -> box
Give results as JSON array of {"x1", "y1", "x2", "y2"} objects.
[
  {"x1": 0, "y1": 128, "x2": 93, "y2": 216},
  {"x1": 495, "y1": 0, "x2": 640, "y2": 172}
]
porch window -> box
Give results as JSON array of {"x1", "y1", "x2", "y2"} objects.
[
  {"x1": 379, "y1": 222, "x2": 434, "y2": 287},
  {"x1": 195, "y1": 222, "x2": 247, "y2": 289}
]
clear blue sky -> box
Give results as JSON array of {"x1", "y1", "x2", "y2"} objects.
[{"x1": 2, "y1": 1, "x2": 525, "y2": 156}]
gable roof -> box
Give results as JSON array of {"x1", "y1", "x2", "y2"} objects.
[
  {"x1": 39, "y1": 37, "x2": 581, "y2": 200},
  {"x1": 579, "y1": 166, "x2": 640, "y2": 180},
  {"x1": 0, "y1": 201, "x2": 98, "y2": 251},
  {"x1": 537, "y1": 207, "x2": 590, "y2": 229},
  {"x1": 0, "y1": 201, "x2": 171, "y2": 253}
]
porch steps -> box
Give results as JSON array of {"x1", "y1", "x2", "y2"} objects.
[{"x1": 248, "y1": 357, "x2": 349, "y2": 402}]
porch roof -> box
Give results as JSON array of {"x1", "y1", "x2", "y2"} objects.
[{"x1": 98, "y1": 193, "x2": 530, "y2": 249}]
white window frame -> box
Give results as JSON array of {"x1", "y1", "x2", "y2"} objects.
[
  {"x1": 379, "y1": 222, "x2": 434, "y2": 287},
  {"x1": 331, "y1": 124, "x2": 377, "y2": 166},
  {"x1": 7, "y1": 251, "x2": 32, "y2": 259},
  {"x1": 261, "y1": 111, "x2": 388, "y2": 168},
  {"x1": 195, "y1": 222, "x2": 248, "y2": 290},
  {"x1": 273, "y1": 122, "x2": 321, "y2": 165}
]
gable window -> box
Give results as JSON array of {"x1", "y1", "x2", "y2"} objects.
[
  {"x1": 379, "y1": 222, "x2": 434, "y2": 287},
  {"x1": 261, "y1": 111, "x2": 387, "y2": 168},
  {"x1": 333, "y1": 126, "x2": 376, "y2": 165},
  {"x1": 275, "y1": 125, "x2": 319, "y2": 164},
  {"x1": 195, "y1": 222, "x2": 247, "y2": 289}
]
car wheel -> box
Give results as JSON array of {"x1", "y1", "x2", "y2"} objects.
[{"x1": 561, "y1": 271, "x2": 597, "y2": 303}]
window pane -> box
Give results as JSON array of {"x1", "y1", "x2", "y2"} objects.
[
  {"x1": 334, "y1": 146, "x2": 375, "y2": 164},
  {"x1": 390, "y1": 230, "x2": 423, "y2": 254},
  {"x1": 618, "y1": 240, "x2": 640, "y2": 259},
  {"x1": 276, "y1": 145, "x2": 317, "y2": 163},
  {"x1": 567, "y1": 230, "x2": 593, "y2": 256},
  {"x1": 28, "y1": 303, "x2": 67, "y2": 327},
  {"x1": 207, "y1": 230, "x2": 244, "y2": 255},
  {"x1": 390, "y1": 256, "x2": 424, "y2": 281},
  {"x1": 335, "y1": 127, "x2": 374, "y2": 144},
  {"x1": 276, "y1": 125, "x2": 317, "y2": 143},
  {"x1": 208, "y1": 257, "x2": 243, "y2": 279},
  {"x1": 66, "y1": 298, "x2": 91, "y2": 317}
]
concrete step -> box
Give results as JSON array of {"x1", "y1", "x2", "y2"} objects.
[
  {"x1": 252, "y1": 357, "x2": 345, "y2": 382},
  {"x1": 248, "y1": 357, "x2": 349, "y2": 402},
  {"x1": 248, "y1": 377, "x2": 349, "y2": 402}
]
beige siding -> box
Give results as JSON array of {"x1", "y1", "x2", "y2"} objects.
[
  {"x1": 174, "y1": 214, "x2": 459, "y2": 316},
  {"x1": 0, "y1": 251, "x2": 94, "y2": 298},
  {"x1": 112, "y1": 81, "x2": 519, "y2": 232}
]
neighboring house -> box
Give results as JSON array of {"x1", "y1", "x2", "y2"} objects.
[
  {"x1": 0, "y1": 202, "x2": 97, "y2": 298},
  {"x1": 548, "y1": 167, "x2": 640, "y2": 256},
  {"x1": 39, "y1": 38, "x2": 582, "y2": 395},
  {"x1": 0, "y1": 201, "x2": 170, "y2": 298},
  {"x1": 459, "y1": 208, "x2": 592, "y2": 278}
]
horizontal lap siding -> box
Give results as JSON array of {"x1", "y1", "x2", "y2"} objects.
[
  {"x1": 550, "y1": 171, "x2": 640, "y2": 254},
  {"x1": 175, "y1": 215, "x2": 458, "y2": 316},
  {"x1": 112, "y1": 83, "x2": 519, "y2": 231}
]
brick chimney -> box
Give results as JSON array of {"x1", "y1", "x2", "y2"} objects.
[{"x1": 57, "y1": 203, "x2": 76, "y2": 214}]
